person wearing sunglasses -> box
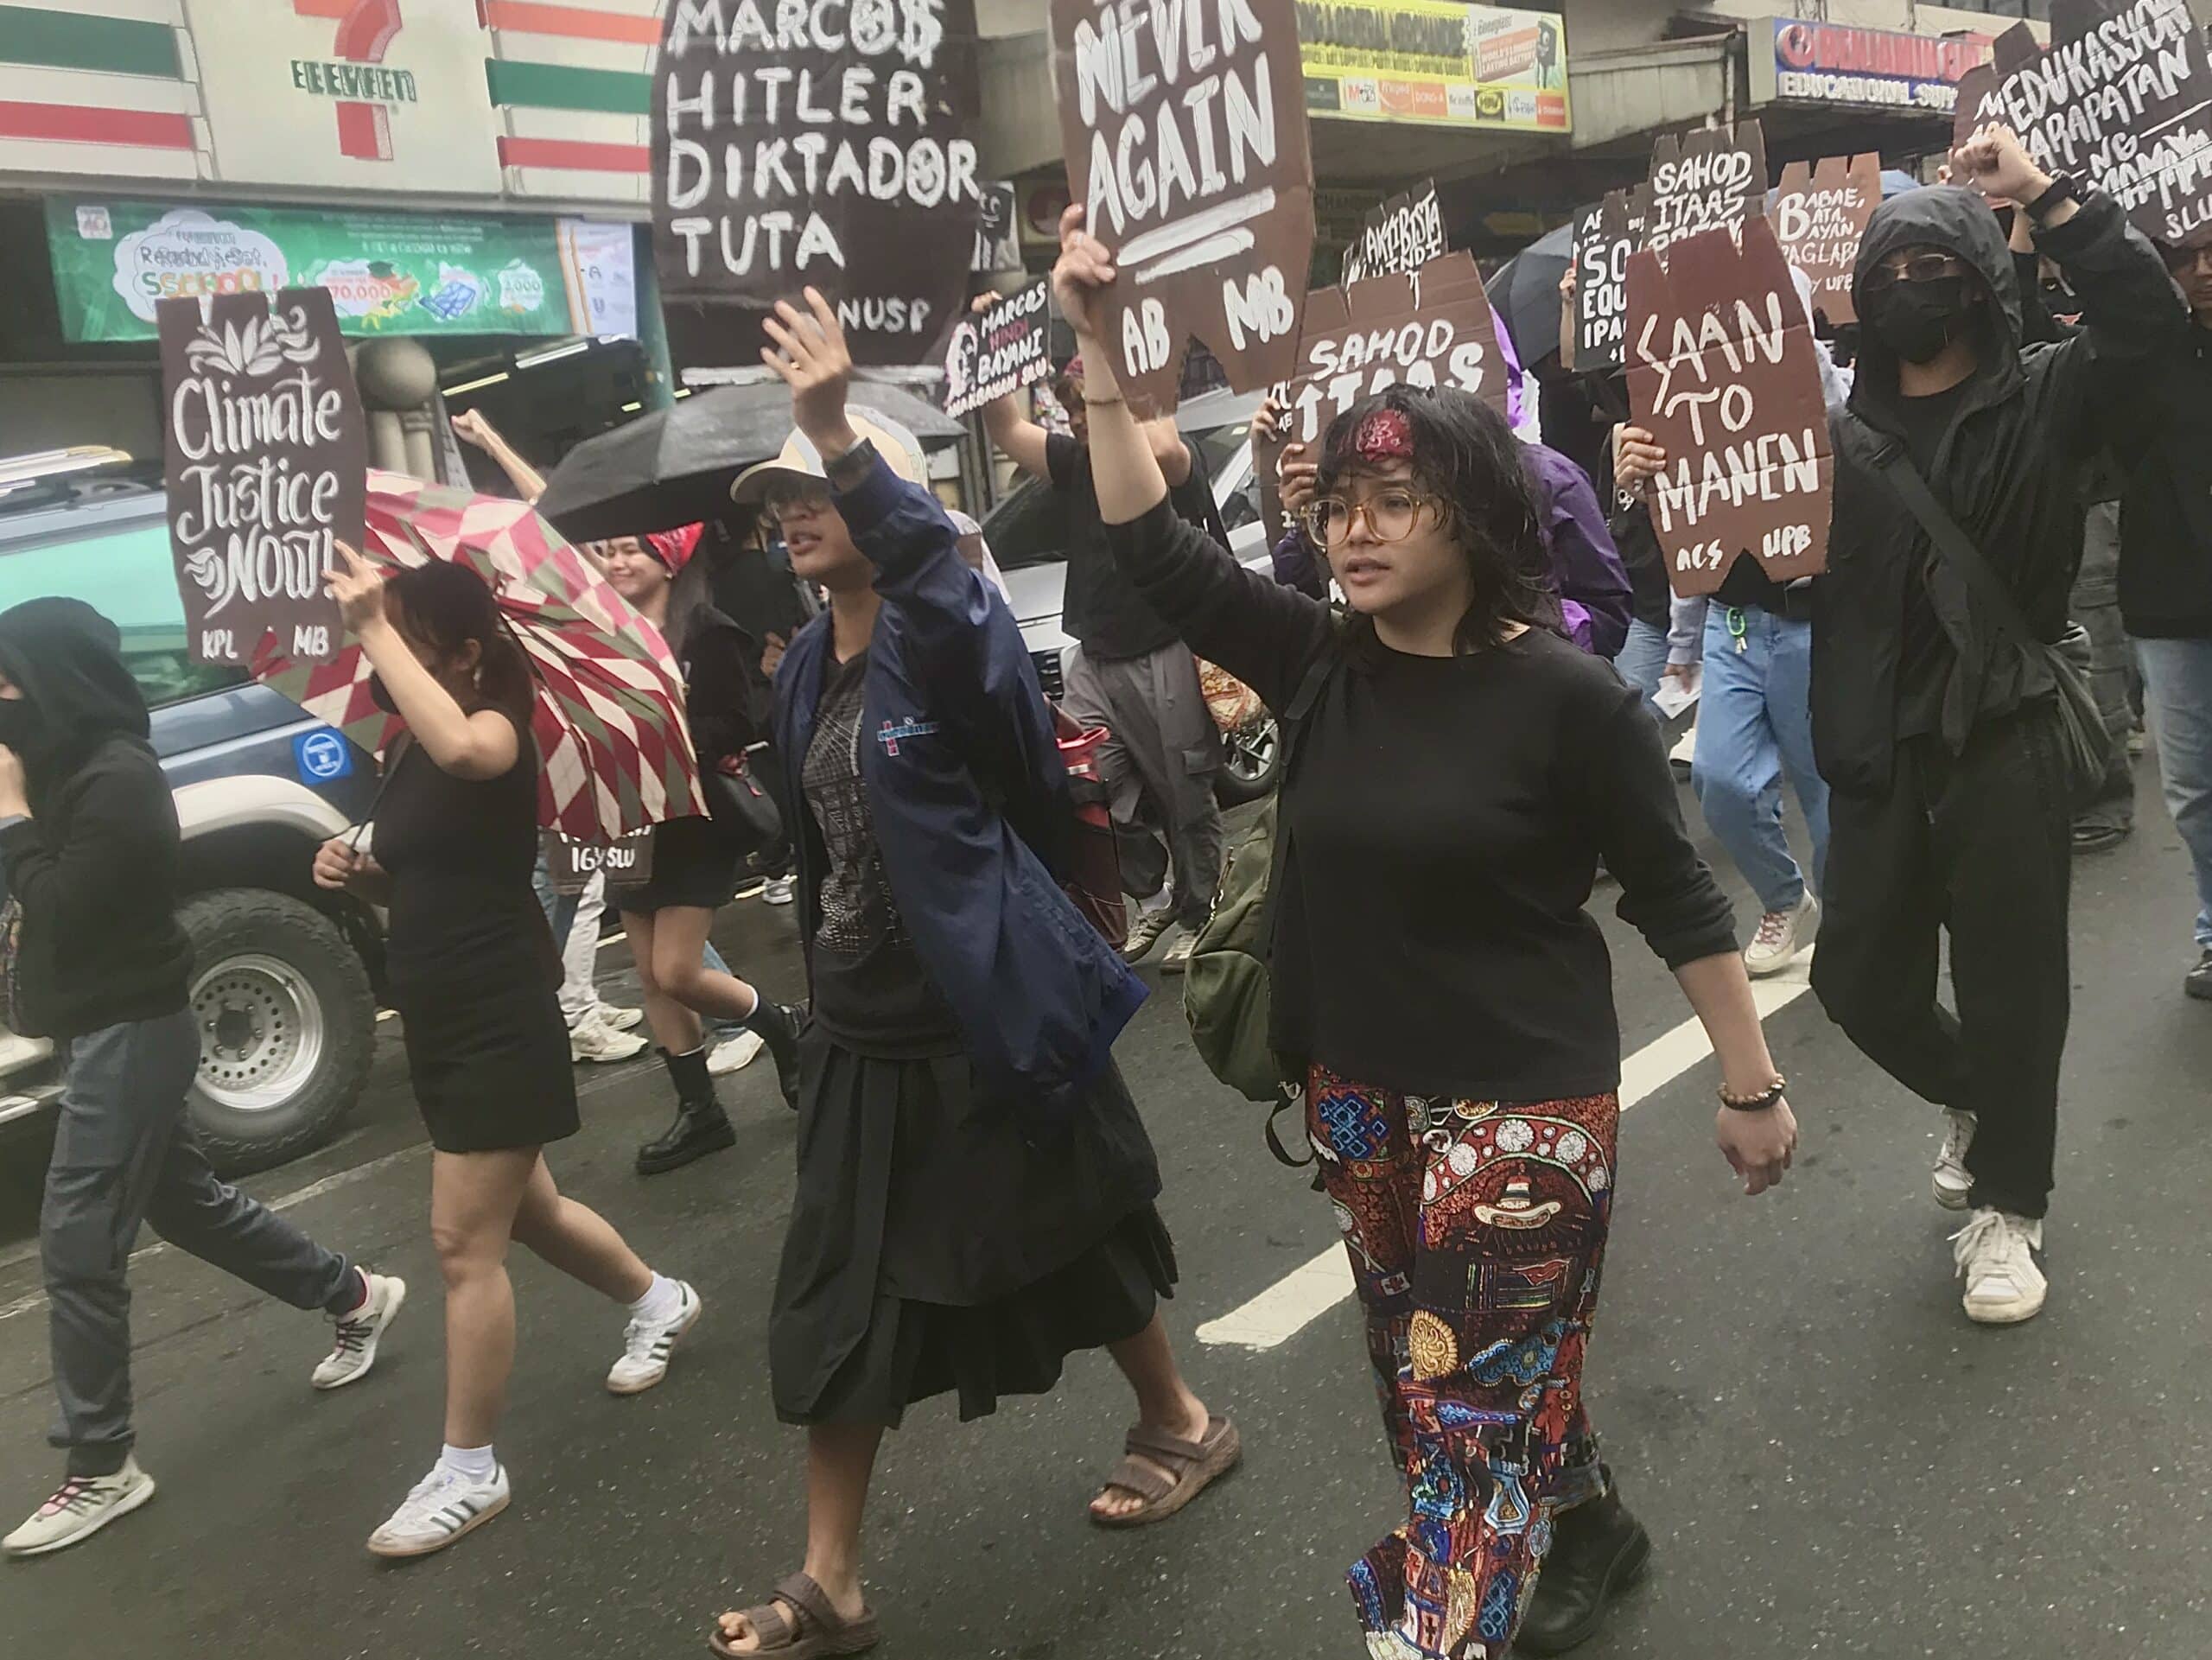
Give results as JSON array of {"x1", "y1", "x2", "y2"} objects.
[{"x1": 1055, "y1": 205, "x2": 1796, "y2": 1660}]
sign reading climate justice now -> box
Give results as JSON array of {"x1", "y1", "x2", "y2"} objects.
[
  {"x1": 652, "y1": 0, "x2": 984, "y2": 366},
  {"x1": 1049, "y1": 0, "x2": 1317, "y2": 415},
  {"x1": 1626, "y1": 218, "x2": 1833, "y2": 598},
  {"x1": 941, "y1": 278, "x2": 1054, "y2": 417},
  {"x1": 159, "y1": 288, "x2": 364, "y2": 665},
  {"x1": 1955, "y1": 0, "x2": 2212, "y2": 245}
]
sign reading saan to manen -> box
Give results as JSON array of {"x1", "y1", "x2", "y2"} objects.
[{"x1": 159, "y1": 289, "x2": 364, "y2": 664}]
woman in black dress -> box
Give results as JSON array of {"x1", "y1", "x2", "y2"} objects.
[
  {"x1": 313, "y1": 553, "x2": 700, "y2": 1561},
  {"x1": 599, "y1": 526, "x2": 804, "y2": 1174}
]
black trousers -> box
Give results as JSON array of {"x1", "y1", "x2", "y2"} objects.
[{"x1": 1811, "y1": 707, "x2": 2073, "y2": 1218}]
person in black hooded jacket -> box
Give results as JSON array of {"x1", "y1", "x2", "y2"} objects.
[
  {"x1": 1624, "y1": 125, "x2": 2179, "y2": 1328},
  {"x1": 0, "y1": 598, "x2": 404, "y2": 1560}
]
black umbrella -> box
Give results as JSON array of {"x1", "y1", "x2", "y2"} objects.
[
  {"x1": 535, "y1": 377, "x2": 966, "y2": 542},
  {"x1": 1485, "y1": 220, "x2": 1575, "y2": 370}
]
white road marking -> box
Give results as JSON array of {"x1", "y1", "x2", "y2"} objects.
[{"x1": 1194, "y1": 959, "x2": 1816, "y2": 1351}]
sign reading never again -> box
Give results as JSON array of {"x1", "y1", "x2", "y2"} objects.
[
  {"x1": 652, "y1": 0, "x2": 984, "y2": 366},
  {"x1": 1772, "y1": 153, "x2": 1882, "y2": 324},
  {"x1": 1954, "y1": 0, "x2": 2212, "y2": 245},
  {"x1": 942, "y1": 278, "x2": 1054, "y2": 417},
  {"x1": 1049, "y1": 0, "x2": 1317, "y2": 415},
  {"x1": 159, "y1": 288, "x2": 365, "y2": 664},
  {"x1": 1625, "y1": 218, "x2": 1832, "y2": 597}
]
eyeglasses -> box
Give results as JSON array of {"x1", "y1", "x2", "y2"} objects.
[
  {"x1": 2161, "y1": 242, "x2": 2212, "y2": 274},
  {"x1": 1863, "y1": 252, "x2": 1967, "y2": 293},
  {"x1": 1302, "y1": 488, "x2": 1443, "y2": 549}
]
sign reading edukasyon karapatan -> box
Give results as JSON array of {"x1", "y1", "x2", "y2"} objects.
[
  {"x1": 942, "y1": 278, "x2": 1053, "y2": 417},
  {"x1": 653, "y1": 0, "x2": 984, "y2": 366},
  {"x1": 1050, "y1": 0, "x2": 1316, "y2": 415},
  {"x1": 1625, "y1": 218, "x2": 1831, "y2": 598},
  {"x1": 1772, "y1": 153, "x2": 1881, "y2": 324},
  {"x1": 159, "y1": 289, "x2": 364, "y2": 664},
  {"x1": 1954, "y1": 0, "x2": 2212, "y2": 245}
]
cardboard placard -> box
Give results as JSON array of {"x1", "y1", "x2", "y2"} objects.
[
  {"x1": 158, "y1": 288, "x2": 362, "y2": 665},
  {"x1": 1341, "y1": 181, "x2": 1446, "y2": 285},
  {"x1": 1646, "y1": 121, "x2": 1770, "y2": 256},
  {"x1": 1772, "y1": 153, "x2": 1882, "y2": 325},
  {"x1": 652, "y1": 0, "x2": 984, "y2": 367},
  {"x1": 974, "y1": 181, "x2": 1020, "y2": 272},
  {"x1": 942, "y1": 278, "x2": 1054, "y2": 417},
  {"x1": 1954, "y1": 2, "x2": 2212, "y2": 245},
  {"x1": 543, "y1": 829, "x2": 655, "y2": 897},
  {"x1": 1625, "y1": 217, "x2": 1833, "y2": 598},
  {"x1": 1049, "y1": 0, "x2": 1316, "y2": 416},
  {"x1": 1570, "y1": 186, "x2": 1652, "y2": 372}
]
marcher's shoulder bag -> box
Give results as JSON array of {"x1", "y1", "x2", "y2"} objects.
[
  {"x1": 702, "y1": 749, "x2": 784, "y2": 855},
  {"x1": 1182, "y1": 651, "x2": 1335, "y2": 1159},
  {"x1": 1872, "y1": 447, "x2": 2110, "y2": 800}
]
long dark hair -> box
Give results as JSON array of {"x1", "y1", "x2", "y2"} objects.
[
  {"x1": 384, "y1": 561, "x2": 536, "y2": 733},
  {"x1": 1315, "y1": 386, "x2": 1560, "y2": 656},
  {"x1": 660, "y1": 553, "x2": 715, "y2": 660}
]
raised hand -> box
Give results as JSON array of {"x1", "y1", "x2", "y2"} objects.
[
  {"x1": 1051, "y1": 204, "x2": 1117, "y2": 343},
  {"x1": 324, "y1": 541, "x2": 387, "y2": 637},
  {"x1": 760, "y1": 287, "x2": 855, "y2": 455},
  {"x1": 1949, "y1": 123, "x2": 2050, "y2": 207}
]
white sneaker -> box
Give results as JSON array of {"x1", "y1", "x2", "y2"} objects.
[
  {"x1": 708, "y1": 1029, "x2": 765, "y2": 1076},
  {"x1": 594, "y1": 1002, "x2": 645, "y2": 1033},
  {"x1": 761, "y1": 875, "x2": 796, "y2": 906},
  {"x1": 1744, "y1": 893, "x2": 1818, "y2": 976},
  {"x1": 1931, "y1": 1110, "x2": 1976, "y2": 1212},
  {"x1": 570, "y1": 1010, "x2": 648, "y2": 1065},
  {"x1": 607, "y1": 1281, "x2": 702, "y2": 1396},
  {"x1": 3, "y1": 1460, "x2": 156, "y2": 1556},
  {"x1": 365, "y1": 1463, "x2": 511, "y2": 1560},
  {"x1": 312, "y1": 1271, "x2": 407, "y2": 1390},
  {"x1": 1159, "y1": 927, "x2": 1197, "y2": 975},
  {"x1": 1952, "y1": 1208, "x2": 2047, "y2": 1325},
  {"x1": 1121, "y1": 907, "x2": 1174, "y2": 964}
]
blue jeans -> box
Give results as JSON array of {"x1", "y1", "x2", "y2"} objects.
[
  {"x1": 2136, "y1": 636, "x2": 2212, "y2": 949},
  {"x1": 1611, "y1": 616, "x2": 1669, "y2": 720},
  {"x1": 1691, "y1": 605, "x2": 1829, "y2": 916}
]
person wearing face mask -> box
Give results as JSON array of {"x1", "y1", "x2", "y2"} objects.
[
  {"x1": 0, "y1": 599, "x2": 404, "y2": 1559},
  {"x1": 1626, "y1": 125, "x2": 2178, "y2": 1326}
]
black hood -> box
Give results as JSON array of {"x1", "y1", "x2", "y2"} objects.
[
  {"x1": 0, "y1": 597, "x2": 151, "y2": 790},
  {"x1": 1848, "y1": 185, "x2": 2023, "y2": 424}
]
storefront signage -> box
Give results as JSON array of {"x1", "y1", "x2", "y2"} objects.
[
  {"x1": 652, "y1": 0, "x2": 984, "y2": 367},
  {"x1": 1626, "y1": 219, "x2": 1832, "y2": 598},
  {"x1": 1772, "y1": 153, "x2": 1881, "y2": 325},
  {"x1": 159, "y1": 288, "x2": 364, "y2": 665},
  {"x1": 1298, "y1": 1, "x2": 1570, "y2": 133},
  {"x1": 1342, "y1": 181, "x2": 1447, "y2": 284},
  {"x1": 1750, "y1": 18, "x2": 1991, "y2": 117},
  {"x1": 1955, "y1": 3, "x2": 2212, "y2": 246},
  {"x1": 1051, "y1": 0, "x2": 1317, "y2": 415},
  {"x1": 943, "y1": 279, "x2": 1054, "y2": 417},
  {"x1": 46, "y1": 200, "x2": 581, "y2": 345}
]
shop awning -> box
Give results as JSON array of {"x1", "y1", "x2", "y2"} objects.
[{"x1": 1564, "y1": 33, "x2": 1736, "y2": 159}]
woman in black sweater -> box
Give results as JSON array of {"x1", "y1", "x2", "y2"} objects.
[{"x1": 1054, "y1": 216, "x2": 1798, "y2": 1660}]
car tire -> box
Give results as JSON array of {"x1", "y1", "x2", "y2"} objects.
[
  {"x1": 178, "y1": 888, "x2": 375, "y2": 1177},
  {"x1": 1215, "y1": 716, "x2": 1282, "y2": 806}
]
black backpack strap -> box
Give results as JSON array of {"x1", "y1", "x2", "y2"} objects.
[{"x1": 1870, "y1": 445, "x2": 2044, "y2": 656}]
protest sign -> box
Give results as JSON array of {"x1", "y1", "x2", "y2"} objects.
[
  {"x1": 159, "y1": 288, "x2": 362, "y2": 665},
  {"x1": 1646, "y1": 121, "x2": 1769, "y2": 255},
  {"x1": 1625, "y1": 217, "x2": 1832, "y2": 597},
  {"x1": 975, "y1": 181, "x2": 1020, "y2": 271},
  {"x1": 942, "y1": 278, "x2": 1054, "y2": 417},
  {"x1": 652, "y1": 0, "x2": 983, "y2": 367},
  {"x1": 1342, "y1": 181, "x2": 1447, "y2": 284},
  {"x1": 1570, "y1": 186, "x2": 1651, "y2": 372},
  {"x1": 1954, "y1": 1, "x2": 2212, "y2": 245},
  {"x1": 1049, "y1": 0, "x2": 1316, "y2": 416},
  {"x1": 544, "y1": 829, "x2": 655, "y2": 896},
  {"x1": 1772, "y1": 153, "x2": 1882, "y2": 324}
]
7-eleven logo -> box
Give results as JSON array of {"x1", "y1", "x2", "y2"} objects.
[{"x1": 290, "y1": 0, "x2": 408, "y2": 162}]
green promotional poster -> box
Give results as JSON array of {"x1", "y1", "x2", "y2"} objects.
[{"x1": 47, "y1": 200, "x2": 570, "y2": 344}]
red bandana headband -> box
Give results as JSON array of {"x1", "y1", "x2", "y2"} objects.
[
  {"x1": 645, "y1": 523, "x2": 703, "y2": 573},
  {"x1": 1354, "y1": 408, "x2": 1414, "y2": 466}
]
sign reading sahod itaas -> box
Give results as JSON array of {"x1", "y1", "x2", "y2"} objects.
[
  {"x1": 1646, "y1": 122, "x2": 1769, "y2": 256},
  {"x1": 160, "y1": 288, "x2": 363, "y2": 665},
  {"x1": 1625, "y1": 218, "x2": 1832, "y2": 597},
  {"x1": 1342, "y1": 181, "x2": 1447, "y2": 284},
  {"x1": 1050, "y1": 0, "x2": 1316, "y2": 415},
  {"x1": 942, "y1": 278, "x2": 1054, "y2": 417},
  {"x1": 1772, "y1": 153, "x2": 1881, "y2": 324}
]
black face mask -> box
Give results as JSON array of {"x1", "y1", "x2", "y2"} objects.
[{"x1": 1866, "y1": 274, "x2": 1973, "y2": 366}]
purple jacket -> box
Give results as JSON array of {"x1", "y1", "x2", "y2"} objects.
[{"x1": 1269, "y1": 442, "x2": 1633, "y2": 657}]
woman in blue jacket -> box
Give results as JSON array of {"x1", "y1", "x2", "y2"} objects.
[{"x1": 703, "y1": 291, "x2": 1235, "y2": 1658}]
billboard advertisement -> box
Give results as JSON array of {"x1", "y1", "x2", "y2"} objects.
[
  {"x1": 1749, "y1": 17, "x2": 1993, "y2": 117},
  {"x1": 1299, "y1": 2, "x2": 1570, "y2": 133}
]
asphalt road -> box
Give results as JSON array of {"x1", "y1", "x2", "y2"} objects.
[{"x1": 3, "y1": 760, "x2": 2209, "y2": 1660}]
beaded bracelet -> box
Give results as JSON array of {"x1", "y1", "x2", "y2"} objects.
[{"x1": 1718, "y1": 1075, "x2": 1788, "y2": 1113}]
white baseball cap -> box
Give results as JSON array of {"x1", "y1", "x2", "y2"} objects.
[{"x1": 730, "y1": 405, "x2": 926, "y2": 503}]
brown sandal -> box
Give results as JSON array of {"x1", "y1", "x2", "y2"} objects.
[
  {"x1": 708, "y1": 1571, "x2": 880, "y2": 1658},
  {"x1": 1090, "y1": 1415, "x2": 1242, "y2": 1529}
]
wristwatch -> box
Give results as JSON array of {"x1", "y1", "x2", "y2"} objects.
[
  {"x1": 822, "y1": 436, "x2": 878, "y2": 492},
  {"x1": 2024, "y1": 172, "x2": 2079, "y2": 220}
]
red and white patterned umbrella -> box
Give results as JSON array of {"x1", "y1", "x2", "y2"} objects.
[{"x1": 255, "y1": 471, "x2": 707, "y2": 842}]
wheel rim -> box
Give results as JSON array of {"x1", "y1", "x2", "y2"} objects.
[
  {"x1": 1227, "y1": 720, "x2": 1280, "y2": 783},
  {"x1": 190, "y1": 953, "x2": 326, "y2": 1113}
]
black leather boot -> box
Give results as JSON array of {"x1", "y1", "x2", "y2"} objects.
[
  {"x1": 635, "y1": 1046, "x2": 735, "y2": 1174},
  {"x1": 1515, "y1": 1478, "x2": 1652, "y2": 1655},
  {"x1": 746, "y1": 999, "x2": 804, "y2": 1111}
]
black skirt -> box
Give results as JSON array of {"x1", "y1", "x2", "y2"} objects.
[
  {"x1": 618, "y1": 814, "x2": 742, "y2": 913},
  {"x1": 393, "y1": 974, "x2": 579, "y2": 1154},
  {"x1": 770, "y1": 1030, "x2": 1173, "y2": 1427}
]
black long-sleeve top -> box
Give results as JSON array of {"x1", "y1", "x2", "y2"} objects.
[{"x1": 1106, "y1": 497, "x2": 1737, "y2": 1100}]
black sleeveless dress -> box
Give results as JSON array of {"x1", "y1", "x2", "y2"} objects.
[{"x1": 372, "y1": 721, "x2": 578, "y2": 1153}]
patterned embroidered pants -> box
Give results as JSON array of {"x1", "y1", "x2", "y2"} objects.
[{"x1": 1306, "y1": 1065, "x2": 1619, "y2": 1660}]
